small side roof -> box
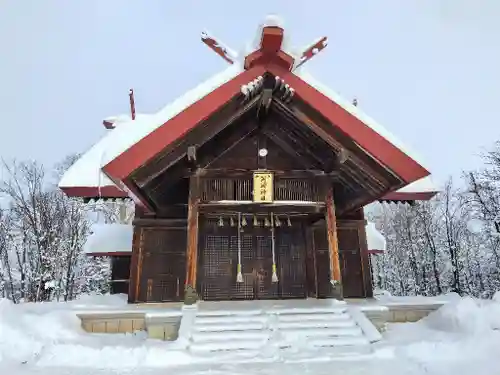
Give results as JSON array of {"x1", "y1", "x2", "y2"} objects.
[
  {"x1": 366, "y1": 222, "x2": 386, "y2": 254},
  {"x1": 83, "y1": 223, "x2": 133, "y2": 256}
]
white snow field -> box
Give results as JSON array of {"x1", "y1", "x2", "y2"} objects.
[{"x1": 1, "y1": 293, "x2": 500, "y2": 375}]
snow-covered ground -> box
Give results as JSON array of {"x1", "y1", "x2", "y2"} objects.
[{"x1": 1, "y1": 293, "x2": 500, "y2": 375}]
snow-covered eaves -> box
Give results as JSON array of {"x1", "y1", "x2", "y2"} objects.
[
  {"x1": 59, "y1": 65, "x2": 244, "y2": 198},
  {"x1": 83, "y1": 223, "x2": 133, "y2": 257},
  {"x1": 60, "y1": 16, "x2": 437, "y2": 203},
  {"x1": 382, "y1": 176, "x2": 438, "y2": 201},
  {"x1": 295, "y1": 70, "x2": 430, "y2": 172},
  {"x1": 366, "y1": 222, "x2": 386, "y2": 254}
]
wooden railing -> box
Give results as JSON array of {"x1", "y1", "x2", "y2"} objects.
[{"x1": 200, "y1": 177, "x2": 320, "y2": 202}]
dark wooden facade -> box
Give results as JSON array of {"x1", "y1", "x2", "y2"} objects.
[{"x1": 120, "y1": 74, "x2": 411, "y2": 303}]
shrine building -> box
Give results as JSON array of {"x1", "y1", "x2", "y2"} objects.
[{"x1": 59, "y1": 16, "x2": 438, "y2": 304}]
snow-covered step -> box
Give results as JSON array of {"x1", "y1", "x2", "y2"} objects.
[
  {"x1": 196, "y1": 309, "x2": 263, "y2": 317},
  {"x1": 277, "y1": 312, "x2": 350, "y2": 322},
  {"x1": 191, "y1": 330, "x2": 268, "y2": 343},
  {"x1": 194, "y1": 322, "x2": 266, "y2": 332},
  {"x1": 187, "y1": 301, "x2": 379, "y2": 358},
  {"x1": 189, "y1": 339, "x2": 268, "y2": 353},
  {"x1": 277, "y1": 318, "x2": 355, "y2": 329},
  {"x1": 194, "y1": 314, "x2": 267, "y2": 324},
  {"x1": 279, "y1": 326, "x2": 363, "y2": 338},
  {"x1": 272, "y1": 307, "x2": 347, "y2": 315}
]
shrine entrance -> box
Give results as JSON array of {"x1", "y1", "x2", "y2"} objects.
[{"x1": 198, "y1": 217, "x2": 307, "y2": 301}]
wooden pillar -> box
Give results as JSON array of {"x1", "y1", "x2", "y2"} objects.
[
  {"x1": 184, "y1": 173, "x2": 200, "y2": 304},
  {"x1": 325, "y1": 185, "x2": 343, "y2": 300},
  {"x1": 357, "y1": 208, "x2": 373, "y2": 298},
  {"x1": 127, "y1": 225, "x2": 143, "y2": 303}
]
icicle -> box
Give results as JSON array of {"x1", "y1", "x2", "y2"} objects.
[
  {"x1": 230, "y1": 217, "x2": 235, "y2": 227},
  {"x1": 271, "y1": 212, "x2": 278, "y2": 283},
  {"x1": 236, "y1": 212, "x2": 244, "y2": 283},
  {"x1": 287, "y1": 216, "x2": 292, "y2": 227},
  {"x1": 218, "y1": 217, "x2": 224, "y2": 227},
  {"x1": 241, "y1": 216, "x2": 247, "y2": 227}
]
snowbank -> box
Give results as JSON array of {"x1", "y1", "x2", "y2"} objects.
[
  {"x1": 381, "y1": 295, "x2": 500, "y2": 374},
  {"x1": 421, "y1": 296, "x2": 500, "y2": 333},
  {"x1": 0, "y1": 298, "x2": 81, "y2": 363},
  {"x1": 0, "y1": 295, "x2": 191, "y2": 368},
  {"x1": 1, "y1": 293, "x2": 500, "y2": 373}
]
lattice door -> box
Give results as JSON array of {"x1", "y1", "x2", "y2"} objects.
[
  {"x1": 313, "y1": 226, "x2": 332, "y2": 298},
  {"x1": 338, "y1": 227, "x2": 364, "y2": 298},
  {"x1": 199, "y1": 231, "x2": 234, "y2": 301},
  {"x1": 139, "y1": 228, "x2": 186, "y2": 302},
  {"x1": 276, "y1": 226, "x2": 307, "y2": 299}
]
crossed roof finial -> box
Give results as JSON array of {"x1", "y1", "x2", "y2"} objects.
[{"x1": 201, "y1": 16, "x2": 328, "y2": 71}]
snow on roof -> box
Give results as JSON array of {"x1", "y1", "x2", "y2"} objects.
[
  {"x1": 60, "y1": 16, "x2": 435, "y2": 199},
  {"x1": 394, "y1": 175, "x2": 438, "y2": 194},
  {"x1": 295, "y1": 70, "x2": 431, "y2": 173},
  {"x1": 83, "y1": 223, "x2": 133, "y2": 256},
  {"x1": 59, "y1": 64, "x2": 243, "y2": 192},
  {"x1": 366, "y1": 222, "x2": 386, "y2": 253}
]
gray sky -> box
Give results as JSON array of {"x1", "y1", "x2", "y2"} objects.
[{"x1": 1, "y1": 0, "x2": 499, "y2": 186}]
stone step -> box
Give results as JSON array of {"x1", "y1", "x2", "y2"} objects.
[
  {"x1": 277, "y1": 312, "x2": 350, "y2": 322},
  {"x1": 277, "y1": 319, "x2": 356, "y2": 329},
  {"x1": 191, "y1": 330, "x2": 269, "y2": 343},
  {"x1": 280, "y1": 326, "x2": 363, "y2": 338}
]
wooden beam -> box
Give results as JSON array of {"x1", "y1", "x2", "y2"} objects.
[
  {"x1": 200, "y1": 123, "x2": 258, "y2": 169},
  {"x1": 184, "y1": 173, "x2": 200, "y2": 304},
  {"x1": 268, "y1": 114, "x2": 332, "y2": 169},
  {"x1": 199, "y1": 202, "x2": 325, "y2": 215},
  {"x1": 197, "y1": 168, "x2": 336, "y2": 178},
  {"x1": 324, "y1": 183, "x2": 343, "y2": 300},
  {"x1": 134, "y1": 95, "x2": 261, "y2": 187},
  {"x1": 262, "y1": 127, "x2": 324, "y2": 170},
  {"x1": 274, "y1": 99, "x2": 392, "y2": 189},
  {"x1": 257, "y1": 88, "x2": 273, "y2": 121},
  {"x1": 133, "y1": 218, "x2": 187, "y2": 227}
]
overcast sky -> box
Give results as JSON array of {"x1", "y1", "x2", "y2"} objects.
[{"x1": 1, "y1": 0, "x2": 499, "y2": 186}]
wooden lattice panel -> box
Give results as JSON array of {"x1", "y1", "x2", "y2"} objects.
[
  {"x1": 313, "y1": 223, "x2": 366, "y2": 298},
  {"x1": 139, "y1": 228, "x2": 186, "y2": 302},
  {"x1": 200, "y1": 177, "x2": 318, "y2": 202},
  {"x1": 198, "y1": 220, "x2": 306, "y2": 300},
  {"x1": 276, "y1": 227, "x2": 307, "y2": 299}
]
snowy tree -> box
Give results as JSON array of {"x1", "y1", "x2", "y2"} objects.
[{"x1": 0, "y1": 157, "x2": 113, "y2": 303}]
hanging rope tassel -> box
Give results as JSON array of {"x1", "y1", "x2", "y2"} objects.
[
  {"x1": 271, "y1": 213, "x2": 279, "y2": 283},
  {"x1": 236, "y1": 213, "x2": 244, "y2": 283}
]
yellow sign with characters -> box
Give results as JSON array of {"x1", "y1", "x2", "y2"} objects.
[{"x1": 253, "y1": 171, "x2": 274, "y2": 203}]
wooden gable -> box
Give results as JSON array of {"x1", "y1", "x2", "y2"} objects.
[{"x1": 128, "y1": 78, "x2": 406, "y2": 216}]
